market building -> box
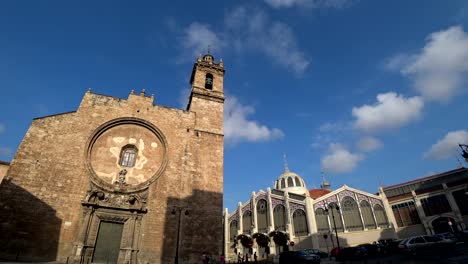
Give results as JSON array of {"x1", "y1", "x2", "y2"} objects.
[{"x1": 223, "y1": 166, "x2": 396, "y2": 261}]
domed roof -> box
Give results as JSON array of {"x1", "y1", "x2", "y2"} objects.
[{"x1": 274, "y1": 166, "x2": 308, "y2": 195}]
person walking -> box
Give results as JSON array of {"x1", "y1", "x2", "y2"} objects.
[
  {"x1": 253, "y1": 252, "x2": 257, "y2": 264},
  {"x1": 237, "y1": 252, "x2": 242, "y2": 263},
  {"x1": 220, "y1": 254, "x2": 225, "y2": 264}
]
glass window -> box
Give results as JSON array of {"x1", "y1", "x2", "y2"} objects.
[
  {"x1": 287, "y1": 177, "x2": 294, "y2": 187},
  {"x1": 342, "y1": 197, "x2": 364, "y2": 231},
  {"x1": 361, "y1": 201, "x2": 376, "y2": 229},
  {"x1": 374, "y1": 204, "x2": 389, "y2": 228},
  {"x1": 229, "y1": 220, "x2": 238, "y2": 242},
  {"x1": 295, "y1": 177, "x2": 301, "y2": 187},
  {"x1": 452, "y1": 189, "x2": 468, "y2": 215},
  {"x1": 119, "y1": 145, "x2": 137, "y2": 167},
  {"x1": 293, "y1": 209, "x2": 308, "y2": 236},
  {"x1": 327, "y1": 203, "x2": 344, "y2": 232},
  {"x1": 242, "y1": 211, "x2": 252, "y2": 234},
  {"x1": 421, "y1": 195, "x2": 452, "y2": 216},
  {"x1": 281, "y1": 179, "x2": 286, "y2": 189},
  {"x1": 315, "y1": 208, "x2": 330, "y2": 233},
  {"x1": 256, "y1": 199, "x2": 269, "y2": 233},
  {"x1": 391, "y1": 201, "x2": 420, "y2": 227},
  {"x1": 274, "y1": 205, "x2": 286, "y2": 231}
]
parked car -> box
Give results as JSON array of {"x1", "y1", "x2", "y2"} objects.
[
  {"x1": 434, "y1": 232, "x2": 457, "y2": 242},
  {"x1": 303, "y1": 249, "x2": 328, "y2": 258},
  {"x1": 330, "y1": 247, "x2": 339, "y2": 258},
  {"x1": 398, "y1": 235, "x2": 455, "y2": 256},
  {"x1": 358, "y1": 243, "x2": 385, "y2": 256},
  {"x1": 384, "y1": 239, "x2": 403, "y2": 255},
  {"x1": 336, "y1": 246, "x2": 368, "y2": 261},
  {"x1": 279, "y1": 250, "x2": 321, "y2": 264},
  {"x1": 454, "y1": 230, "x2": 468, "y2": 242}
]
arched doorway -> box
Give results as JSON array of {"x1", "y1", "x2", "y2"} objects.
[
  {"x1": 269, "y1": 231, "x2": 289, "y2": 254},
  {"x1": 432, "y1": 217, "x2": 457, "y2": 234},
  {"x1": 253, "y1": 233, "x2": 270, "y2": 258}
]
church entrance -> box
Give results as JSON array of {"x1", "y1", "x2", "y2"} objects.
[
  {"x1": 432, "y1": 217, "x2": 457, "y2": 234},
  {"x1": 92, "y1": 221, "x2": 124, "y2": 264}
]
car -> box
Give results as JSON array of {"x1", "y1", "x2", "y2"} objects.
[
  {"x1": 434, "y1": 232, "x2": 457, "y2": 242},
  {"x1": 303, "y1": 249, "x2": 328, "y2": 258},
  {"x1": 358, "y1": 243, "x2": 386, "y2": 256},
  {"x1": 279, "y1": 250, "x2": 321, "y2": 264},
  {"x1": 330, "y1": 247, "x2": 339, "y2": 258},
  {"x1": 398, "y1": 235, "x2": 455, "y2": 256},
  {"x1": 383, "y1": 239, "x2": 403, "y2": 255},
  {"x1": 454, "y1": 230, "x2": 468, "y2": 242},
  {"x1": 336, "y1": 246, "x2": 368, "y2": 261}
]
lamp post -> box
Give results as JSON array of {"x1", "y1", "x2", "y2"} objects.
[
  {"x1": 172, "y1": 206, "x2": 189, "y2": 264},
  {"x1": 324, "y1": 203, "x2": 341, "y2": 251}
]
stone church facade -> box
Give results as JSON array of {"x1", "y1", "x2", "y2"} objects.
[{"x1": 0, "y1": 54, "x2": 225, "y2": 264}]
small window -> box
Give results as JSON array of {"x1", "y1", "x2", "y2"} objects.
[
  {"x1": 287, "y1": 177, "x2": 294, "y2": 187},
  {"x1": 205, "y1": 73, "x2": 213, "y2": 90},
  {"x1": 295, "y1": 177, "x2": 301, "y2": 187},
  {"x1": 119, "y1": 145, "x2": 138, "y2": 167}
]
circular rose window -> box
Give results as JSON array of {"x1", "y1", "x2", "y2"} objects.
[{"x1": 86, "y1": 118, "x2": 168, "y2": 192}]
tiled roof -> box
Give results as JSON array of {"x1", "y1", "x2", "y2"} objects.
[{"x1": 309, "y1": 189, "x2": 331, "y2": 199}]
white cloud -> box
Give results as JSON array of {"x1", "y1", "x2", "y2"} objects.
[
  {"x1": 225, "y1": 7, "x2": 309, "y2": 75},
  {"x1": 224, "y1": 96, "x2": 284, "y2": 145},
  {"x1": 321, "y1": 143, "x2": 364, "y2": 173},
  {"x1": 424, "y1": 130, "x2": 468, "y2": 160},
  {"x1": 357, "y1": 136, "x2": 383, "y2": 152},
  {"x1": 180, "y1": 7, "x2": 309, "y2": 75},
  {"x1": 182, "y1": 23, "x2": 223, "y2": 57},
  {"x1": 390, "y1": 26, "x2": 468, "y2": 101},
  {"x1": 352, "y1": 92, "x2": 424, "y2": 133},
  {"x1": 264, "y1": 0, "x2": 351, "y2": 9}
]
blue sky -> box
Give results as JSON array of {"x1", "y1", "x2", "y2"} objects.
[{"x1": 1, "y1": 0, "x2": 468, "y2": 212}]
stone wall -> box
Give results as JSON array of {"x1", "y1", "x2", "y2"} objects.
[
  {"x1": 0, "y1": 161, "x2": 9, "y2": 183},
  {"x1": 0, "y1": 87, "x2": 224, "y2": 263}
]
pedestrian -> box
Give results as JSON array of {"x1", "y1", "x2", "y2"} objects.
[
  {"x1": 202, "y1": 252, "x2": 207, "y2": 264},
  {"x1": 206, "y1": 254, "x2": 211, "y2": 264},
  {"x1": 220, "y1": 254, "x2": 225, "y2": 264},
  {"x1": 245, "y1": 253, "x2": 249, "y2": 263},
  {"x1": 253, "y1": 252, "x2": 257, "y2": 263},
  {"x1": 237, "y1": 252, "x2": 242, "y2": 264}
]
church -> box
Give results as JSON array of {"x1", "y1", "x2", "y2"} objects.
[{"x1": 0, "y1": 54, "x2": 225, "y2": 263}]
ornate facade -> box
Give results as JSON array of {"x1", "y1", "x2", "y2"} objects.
[
  {"x1": 223, "y1": 167, "x2": 396, "y2": 261},
  {"x1": 0, "y1": 54, "x2": 225, "y2": 264}
]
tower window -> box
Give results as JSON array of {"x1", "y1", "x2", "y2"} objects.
[
  {"x1": 119, "y1": 145, "x2": 138, "y2": 167},
  {"x1": 205, "y1": 73, "x2": 213, "y2": 90}
]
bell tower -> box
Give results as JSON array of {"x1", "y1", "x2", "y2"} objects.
[{"x1": 187, "y1": 53, "x2": 225, "y2": 135}]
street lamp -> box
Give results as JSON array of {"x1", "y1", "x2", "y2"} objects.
[
  {"x1": 172, "y1": 206, "x2": 189, "y2": 264},
  {"x1": 458, "y1": 144, "x2": 468, "y2": 163},
  {"x1": 324, "y1": 203, "x2": 341, "y2": 251}
]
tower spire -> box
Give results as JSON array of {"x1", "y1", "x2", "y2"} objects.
[
  {"x1": 321, "y1": 171, "x2": 331, "y2": 191},
  {"x1": 283, "y1": 153, "x2": 289, "y2": 173}
]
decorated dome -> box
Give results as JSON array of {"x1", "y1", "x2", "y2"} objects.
[{"x1": 274, "y1": 166, "x2": 308, "y2": 195}]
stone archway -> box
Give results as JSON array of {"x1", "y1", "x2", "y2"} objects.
[
  {"x1": 269, "y1": 231, "x2": 289, "y2": 253},
  {"x1": 432, "y1": 217, "x2": 457, "y2": 234}
]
